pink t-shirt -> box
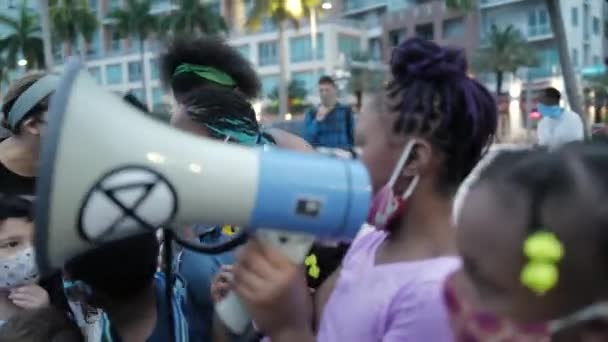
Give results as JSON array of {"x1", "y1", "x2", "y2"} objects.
[{"x1": 317, "y1": 229, "x2": 460, "y2": 341}]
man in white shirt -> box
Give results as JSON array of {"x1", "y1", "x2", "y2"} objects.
[{"x1": 537, "y1": 87, "x2": 584, "y2": 148}]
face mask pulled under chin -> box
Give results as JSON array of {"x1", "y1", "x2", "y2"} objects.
[
  {"x1": 0, "y1": 247, "x2": 39, "y2": 290},
  {"x1": 367, "y1": 140, "x2": 419, "y2": 231}
]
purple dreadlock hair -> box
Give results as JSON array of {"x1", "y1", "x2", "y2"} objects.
[{"x1": 386, "y1": 37, "x2": 497, "y2": 195}]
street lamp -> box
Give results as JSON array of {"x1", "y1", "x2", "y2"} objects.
[
  {"x1": 17, "y1": 59, "x2": 28, "y2": 67},
  {"x1": 321, "y1": 1, "x2": 332, "y2": 10}
]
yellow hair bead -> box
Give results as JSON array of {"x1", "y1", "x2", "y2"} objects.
[
  {"x1": 523, "y1": 231, "x2": 564, "y2": 262},
  {"x1": 309, "y1": 265, "x2": 320, "y2": 279},
  {"x1": 521, "y1": 261, "x2": 559, "y2": 295},
  {"x1": 304, "y1": 254, "x2": 317, "y2": 267},
  {"x1": 520, "y1": 231, "x2": 564, "y2": 295}
]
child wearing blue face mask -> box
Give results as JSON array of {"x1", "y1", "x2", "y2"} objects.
[{"x1": 537, "y1": 87, "x2": 584, "y2": 149}]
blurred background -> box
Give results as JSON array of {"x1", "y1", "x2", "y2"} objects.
[{"x1": 1, "y1": 0, "x2": 607, "y2": 142}]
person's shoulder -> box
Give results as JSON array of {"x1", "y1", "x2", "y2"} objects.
[{"x1": 336, "y1": 103, "x2": 353, "y2": 112}]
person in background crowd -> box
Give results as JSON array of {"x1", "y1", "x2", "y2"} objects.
[
  {"x1": 303, "y1": 76, "x2": 355, "y2": 150},
  {"x1": 0, "y1": 72, "x2": 59, "y2": 195},
  {"x1": 0, "y1": 307, "x2": 84, "y2": 342},
  {"x1": 228, "y1": 37, "x2": 497, "y2": 341},
  {"x1": 537, "y1": 87, "x2": 584, "y2": 149},
  {"x1": 0, "y1": 195, "x2": 54, "y2": 326},
  {"x1": 447, "y1": 142, "x2": 608, "y2": 342},
  {"x1": 161, "y1": 36, "x2": 348, "y2": 341},
  {"x1": 64, "y1": 232, "x2": 189, "y2": 342}
]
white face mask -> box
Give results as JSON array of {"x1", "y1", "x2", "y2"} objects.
[{"x1": 0, "y1": 247, "x2": 39, "y2": 289}]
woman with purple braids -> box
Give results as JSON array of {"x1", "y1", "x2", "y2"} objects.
[{"x1": 224, "y1": 38, "x2": 498, "y2": 341}]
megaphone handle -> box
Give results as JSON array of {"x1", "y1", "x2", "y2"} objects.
[{"x1": 215, "y1": 230, "x2": 315, "y2": 335}]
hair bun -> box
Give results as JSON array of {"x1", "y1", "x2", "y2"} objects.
[{"x1": 390, "y1": 38, "x2": 467, "y2": 82}]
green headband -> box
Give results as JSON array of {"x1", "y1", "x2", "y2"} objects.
[{"x1": 173, "y1": 63, "x2": 237, "y2": 87}]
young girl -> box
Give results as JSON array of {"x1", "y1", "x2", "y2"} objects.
[
  {"x1": 227, "y1": 37, "x2": 498, "y2": 341},
  {"x1": 0, "y1": 195, "x2": 49, "y2": 326},
  {"x1": 447, "y1": 142, "x2": 608, "y2": 341}
]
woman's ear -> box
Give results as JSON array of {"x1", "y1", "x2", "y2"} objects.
[
  {"x1": 21, "y1": 117, "x2": 43, "y2": 136},
  {"x1": 402, "y1": 139, "x2": 433, "y2": 178}
]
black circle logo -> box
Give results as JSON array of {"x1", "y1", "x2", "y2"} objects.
[{"x1": 78, "y1": 166, "x2": 178, "y2": 242}]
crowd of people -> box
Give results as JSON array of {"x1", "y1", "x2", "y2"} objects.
[{"x1": 0, "y1": 35, "x2": 604, "y2": 342}]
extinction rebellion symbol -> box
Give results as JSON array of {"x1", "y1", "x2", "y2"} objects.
[{"x1": 78, "y1": 166, "x2": 178, "y2": 242}]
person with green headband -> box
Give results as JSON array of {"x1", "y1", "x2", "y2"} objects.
[
  {"x1": 0, "y1": 72, "x2": 59, "y2": 195},
  {"x1": 159, "y1": 36, "x2": 351, "y2": 342}
]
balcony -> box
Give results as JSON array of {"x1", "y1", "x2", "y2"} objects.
[
  {"x1": 527, "y1": 24, "x2": 552, "y2": 41},
  {"x1": 480, "y1": 0, "x2": 526, "y2": 9},
  {"x1": 343, "y1": 0, "x2": 387, "y2": 16}
]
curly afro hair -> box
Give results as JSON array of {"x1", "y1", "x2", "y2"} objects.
[{"x1": 160, "y1": 35, "x2": 261, "y2": 100}]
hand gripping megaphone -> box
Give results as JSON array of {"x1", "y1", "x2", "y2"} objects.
[{"x1": 34, "y1": 59, "x2": 371, "y2": 332}]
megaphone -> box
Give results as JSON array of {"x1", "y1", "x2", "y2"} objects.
[{"x1": 35, "y1": 58, "x2": 371, "y2": 329}]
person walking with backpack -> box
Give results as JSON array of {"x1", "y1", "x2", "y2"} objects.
[{"x1": 303, "y1": 76, "x2": 354, "y2": 150}]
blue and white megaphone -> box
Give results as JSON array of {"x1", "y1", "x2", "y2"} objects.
[{"x1": 34, "y1": 59, "x2": 371, "y2": 332}]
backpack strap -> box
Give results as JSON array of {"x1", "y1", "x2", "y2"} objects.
[{"x1": 344, "y1": 106, "x2": 354, "y2": 147}]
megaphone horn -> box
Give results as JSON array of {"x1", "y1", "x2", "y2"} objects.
[{"x1": 35, "y1": 58, "x2": 371, "y2": 275}]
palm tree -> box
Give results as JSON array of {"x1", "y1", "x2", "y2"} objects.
[
  {"x1": 161, "y1": 0, "x2": 227, "y2": 37},
  {"x1": 109, "y1": 0, "x2": 158, "y2": 107},
  {"x1": 247, "y1": 0, "x2": 316, "y2": 118},
  {"x1": 0, "y1": 0, "x2": 45, "y2": 70},
  {"x1": 50, "y1": 0, "x2": 98, "y2": 60},
  {"x1": 38, "y1": 0, "x2": 54, "y2": 69},
  {"x1": 473, "y1": 25, "x2": 537, "y2": 96},
  {"x1": 545, "y1": 0, "x2": 586, "y2": 135}
]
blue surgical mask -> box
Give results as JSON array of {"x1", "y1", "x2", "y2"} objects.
[{"x1": 538, "y1": 103, "x2": 563, "y2": 119}]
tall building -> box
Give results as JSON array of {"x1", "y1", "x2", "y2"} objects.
[
  {"x1": 50, "y1": 0, "x2": 189, "y2": 112},
  {"x1": 481, "y1": 0, "x2": 605, "y2": 87},
  {"x1": 478, "y1": 0, "x2": 606, "y2": 139},
  {"x1": 382, "y1": 0, "x2": 478, "y2": 61}
]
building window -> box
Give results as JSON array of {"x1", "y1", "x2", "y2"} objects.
[
  {"x1": 128, "y1": 61, "x2": 142, "y2": 82},
  {"x1": 583, "y1": 44, "x2": 589, "y2": 65},
  {"x1": 109, "y1": 0, "x2": 120, "y2": 10},
  {"x1": 572, "y1": 48, "x2": 578, "y2": 67},
  {"x1": 583, "y1": 3, "x2": 589, "y2": 39},
  {"x1": 415, "y1": 23, "x2": 434, "y2": 40},
  {"x1": 593, "y1": 55, "x2": 600, "y2": 65},
  {"x1": 88, "y1": 66, "x2": 102, "y2": 84},
  {"x1": 292, "y1": 71, "x2": 317, "y2": 94},
  {"x1": 131, "y1": 88, "x2": 145, "y2": 103},
  {"x1": 150, "y1": 58, "x2": 159, "y2": 80},
  {"x1": 338, "y1": 34, "x2": 361, "y2": 59},
  {"x1": 152, "y1": 87, "x2": 164, "y2": 105},
  {"x1": 388, "y1": 29, "x2": 406, "y2": 47},
  {"x1": 369, "y1": 38, "x2": 382, "y2": 61},
  {"x1": 111, "y1": 30, "x2": 122, "y2": 54},
  {"x1": 593, "y1": 17, "x2": 600, "y2": 35},
  {"x1": 235, "y1": 45, "x2": 251, "y2": 60},
  {"x1": 528, "y1": 47, "x2": 558, "y2": 79},
  {"x1": 443, "y1": 18, "x2": 464, "y2": 39},
  {"x1": 258, "y1": 41, "x2": 278, "y2": 66},
  {"x1": 289, "y1": 34, "x2": 324, "y2": 63},
  {"x1": 261, "y1": 75, "x2": 279, "y2": 97},
  {"x1": 571, "y1": 7, "x2": 578, "y2": 27},
  {"x1": 106, "y1": 63, "x2": 123, "y2": 85},
  {"x1": 261, "y1": 18, "x2": 276, "y2": 32},
  {"x1": 88, "y1": 31, "x2": 100, "y2": 58},
  {"x1": 528, "y1": 7, "x2": 550, "y2": 37}
]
